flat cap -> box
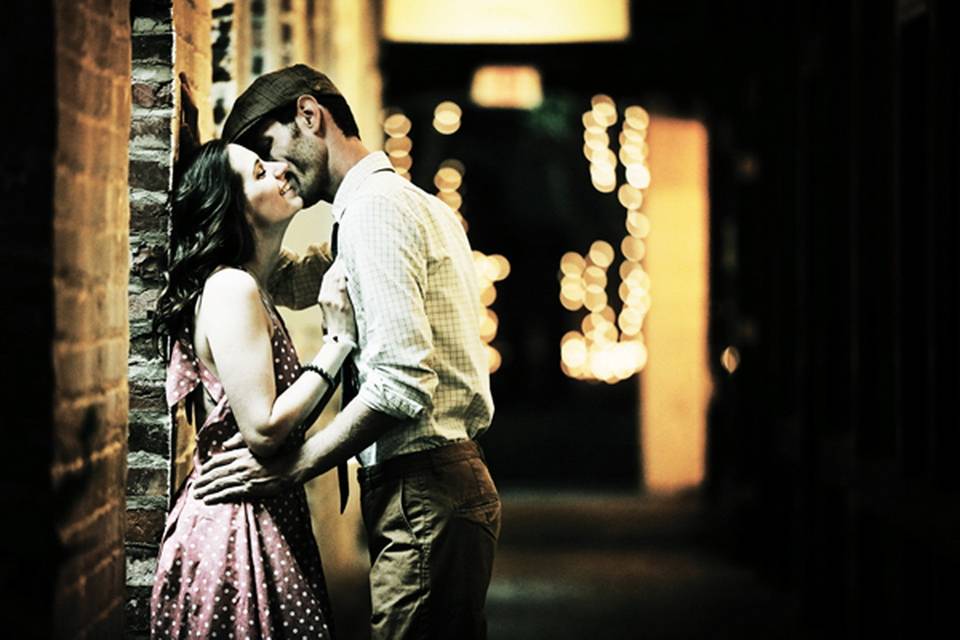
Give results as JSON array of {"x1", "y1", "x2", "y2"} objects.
[{"x1": 222, "y1": 64, "x2": 342, "y2": 143}]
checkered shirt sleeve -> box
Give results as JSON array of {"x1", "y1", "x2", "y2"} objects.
[
  {"x1": 339, "y1": 195, "x2": 439, "y2": 420},
  {"x1": 266, "y1": 242, "x2": 334, "y2": 310}
]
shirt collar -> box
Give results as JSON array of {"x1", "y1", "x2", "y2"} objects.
[{"x1": 331, "y1": 151, "x2": 394, "y2": 223}]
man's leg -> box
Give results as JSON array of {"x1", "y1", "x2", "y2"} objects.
[
  {"x1": 360, "y1": 445, "x2": 501, "y2": 640},
  {"x1": 420, "y1": 456, "x2": 501, "y2": 638},
  {"x1": 361, "y1": 476, "x2": 428, "y2": 639}
]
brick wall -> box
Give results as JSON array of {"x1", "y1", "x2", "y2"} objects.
[
  {"x1": 123, "y1": 2, "x2": 381, "y2": 635},
  {"x1": 126, "y1": 3, "x2": 175, "y2": 633},
  {"x1": 126, "y1": 1, "x2": 212, "y2": 636},
  {"x1": 52, "y1": 0, "x2": 131, "y2": 637}
]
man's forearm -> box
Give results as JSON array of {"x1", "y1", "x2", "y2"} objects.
[{"x1": 291, "y1": 396, "x2": 401, "y2": 484}]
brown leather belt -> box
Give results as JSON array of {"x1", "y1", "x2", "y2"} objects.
[{"x1": 357, "y1": 440, "x2": 483, "y2": 488}]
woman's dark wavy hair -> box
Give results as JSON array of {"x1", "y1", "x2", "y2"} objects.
[{"x1": 152, "y1": 139, "x2": 254, "y2": 357}]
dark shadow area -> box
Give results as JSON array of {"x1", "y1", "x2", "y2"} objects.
[
  {"x1": 377, "y1": 0, "x2": 960, "y2": 637},
  {"x1": 0, "y1": 2, "x2": 57, "y2": 638},
  {"x1": 489, "y1": 492, "x2": 805, "y2": 640}
]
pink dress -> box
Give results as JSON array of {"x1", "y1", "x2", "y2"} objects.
[{"x1": 150, "y1": 298, "x2": 335, "y2": 639}]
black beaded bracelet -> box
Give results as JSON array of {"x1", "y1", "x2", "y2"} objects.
[{"x1": 300, "y1": 363, "x2": 335, "y2": 388}]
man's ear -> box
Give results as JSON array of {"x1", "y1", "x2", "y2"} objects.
[{"x1": 296, "y1": 95, "x2": 324, "y2": 136}]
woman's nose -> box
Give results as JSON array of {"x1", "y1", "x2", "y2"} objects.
[{"x1": 271, "y1": 161, "x2": 288, "y2": 176}]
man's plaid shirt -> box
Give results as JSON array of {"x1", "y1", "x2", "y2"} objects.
[{"x1": 268, "y1": 151, "x2": 494, "y2": 465}]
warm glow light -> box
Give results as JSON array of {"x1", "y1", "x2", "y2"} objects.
[
  {"x1": 472, "y1": 250, "x2": 487, "y2": 273},
  {"x1": 625, "y1": 288, "x2": 652, "y2": 314},
  {"x1": 641, "y1": 115, "x2": 711, "y2": 495},
  {"x1": 582, "y1": 110, "x2": 604, "y2": 133},
  {"x1": 564, "y1": 100, "x2": 662, "y2": 388},
  {"x1": 619, "y1": 308, "x2": 644, "y2": 335},
  {"x1": 584, "y1": 130, "x2": 610, "y2": 150},
  {"x1": 383, "y1": 0, "x2": 630, "y2": 44},
  {"x1": 474, "y1": 246, "x2": 508, "y2": 375},
  {"x1": 626, "y1": 164, "x2": 652, "y2": 189},
  {"x1": 480, "y1": 283, "x2": 497, "y2": 306},
  {"x1": 720, "y1": 346, "x2": 741, "y2": 373},
  {"x1": 562, "y1": 285, "x2": 586, "y2": 304},
  {"x1": 434, "y1": 167, "x2": 463, "y2": 192},
  {"x1": 487, "y1": 345, "x2": 502, "y2": 373},
  {"x1": 588, "y1": 240, "x2": 615, "y2": 268},
  {"x1": 624, "y1": 105, "x2": 650, "y2": 129},
  {"x1": 479, "y1": 309, "x2": 498, "y2": 342},
  {"x1": 383, "y1": 112, "x2": 412, "y2": 137},
  {"x1": 433, "y1": 119, "x2": 460, "y2": 135},
  {"x1": 583, "y1": 265, "x2": 606, "y2": 287},
  {"x1": 623, "y1": 266, "x2": 651, "y2": 291},
  {"x1": 581, "y1": 313, "x2": 598, "y2": 335},
  {"x1": 560, "y1": 252, "x2": 586, "y2": 276},
  {"x1": 560, "y1": 291, "x2": 584, "y2": 311},
  {"x1": 617, "y1": 184, "x2": 643, "y2": 210},
  {"x1": 621, "y1": 236, "x2": 646, "y2": 262},
  {"x1": 626, "y1": 212, "x2": 651, "y2": 238},
  {"x1": 489, "y1": 254, "x2": 511, "y2": 281},
  {"x1": 589, "y1": 165, "x2": 617, "y2": 193},
  {"x1": 619, "y1": 260, "x2": 639, "y2": 281},
  {"x1": 621, "y1": 127, "x2": 646, "y2": 145},
  {"x1": 471, "y1": 65, "x2": 543, "y2": 109},
  {"x1": 619, "y1": 144, "x2": 645, "y2": 166},
  {"x1": 595, "y1": 322, "x2": 618, "y2": 344},
  {"x1": 583, "y1": 284, "x2": 607, "y2": 312},
  {"x1": 437, "y1": 191, "x2": 463, "y2": 211},
  {"x1": 590, "y1": 94, "x2": 617, "y2": 127},
  {"x1": 391, "y1": 155, "x2": 413, "y2": 171},
  {"x1": 590, "y1": 148, "x2": 618, "y2": 169},
  {"x1": 433, "y1": 101, "x2": 462, "y2": 134},
  {"x1": 561, "y1": 335, "x2": 588, "y2": 368},
  {"x1": 434, "y1": 100, "x2": 462, "y2": 125},
  {"x1": 384, "y1": 136, "x2": 412, "y2": 157},
  {"x1": 477, "y1": 257, "x2": 499, "y2": 283}
]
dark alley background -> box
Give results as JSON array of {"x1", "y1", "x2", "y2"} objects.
[{"x1": 2, "y1": 0, "x2": 960, "y2": 638}]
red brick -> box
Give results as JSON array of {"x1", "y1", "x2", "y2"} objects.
[
  {"x1": 85, "y1": 13, "x2": 116, "y2": 71},
  {"x1": 130, "y1": 194, "x2": 170, "y2": 235},
  {"x1": 126, "y1": 506, "x2": 166, "y2": 544},
  {"x1": 133, "y1": 32, "x2": 174, "y2": 62},
  {"x1": 132, "y1": 80, "x2": 173, "y2": 108},
  {"x1": 55, "y1": 344, "x2": 96, "y2": 397},
  {"x1": 130, "y1": 158, "x2": 171, "y2": 191},
  {"x1": 130, "y1": 111, "x2": 174, "y2": 143},
  {"x1": 55, "y1": 289, "x2": 94, "y2": 342}
]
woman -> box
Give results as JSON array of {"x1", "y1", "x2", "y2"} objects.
[{"x1": 149, "y1": 139, "x2": 353, "y2": 639}]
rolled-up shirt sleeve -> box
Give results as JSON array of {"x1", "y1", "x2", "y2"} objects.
[
  {"x1": 339, "y1": 195, "x2": 438, "y2": 420},
  {"x1": 267, "y1": 242, "x2": 333, "y2": 310}
]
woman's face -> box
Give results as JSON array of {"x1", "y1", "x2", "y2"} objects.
[{"x1": 227, "y1": 143, "x2": 303, "y2": 227}]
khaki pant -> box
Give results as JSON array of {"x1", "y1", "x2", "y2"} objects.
[{"x1": 358, "y1": 441, "x2": 501, "y2": 640}]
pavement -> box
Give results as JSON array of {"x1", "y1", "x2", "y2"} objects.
[{"x1": 487, "y1": 491, "x2": 807, "y2": 640}]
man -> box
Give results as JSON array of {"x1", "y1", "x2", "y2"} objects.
[{"x1": 193, "y1": 64, "x2": 500, "y2": 639}]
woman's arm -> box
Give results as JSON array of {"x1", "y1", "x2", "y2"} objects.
[
  {"x1": 267, "y1": 243, "x2": 333, "y2": 310},
  {"x1": 200, "y1": 266, "x2": 354, "y2": 457}
]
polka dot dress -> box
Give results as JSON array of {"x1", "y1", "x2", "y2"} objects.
[{"x1": 151, "y1": 302, "x2": 335, "y2": 639}]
